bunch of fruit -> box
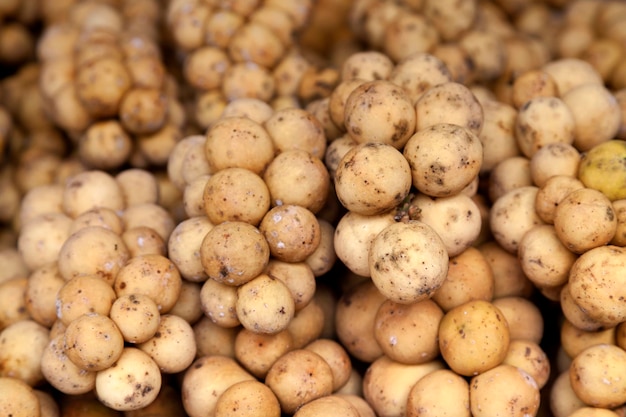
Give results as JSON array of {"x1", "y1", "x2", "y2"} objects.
[{"x1": 1, "y1": 0, "x2": 626, "y2": 416}]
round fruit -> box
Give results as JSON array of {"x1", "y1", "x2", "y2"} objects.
[{"x1": 578, "y1": 139, "x2": 626, "y2": 201}]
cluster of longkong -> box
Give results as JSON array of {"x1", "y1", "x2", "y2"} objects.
[{"x1": 1, "y1": 0, "x2": 626, "y2": 417}]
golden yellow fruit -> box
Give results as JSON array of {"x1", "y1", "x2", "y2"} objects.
[{"x1": 578, "y1": 139, "x2": 626, "y2": 201}]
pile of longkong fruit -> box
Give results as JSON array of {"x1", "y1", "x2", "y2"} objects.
[{"x1": 3, "y1": 0, "x2": 626, "y2": 416}]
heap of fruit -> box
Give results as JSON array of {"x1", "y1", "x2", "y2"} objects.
[{"x1": 1, "y1": 0, "x2": 626, "y2": 416}]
